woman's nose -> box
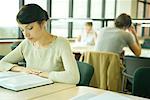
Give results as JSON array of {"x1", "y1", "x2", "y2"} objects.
[{"x1": 23, "y1": 31, "x2": 30, "y2": 38}]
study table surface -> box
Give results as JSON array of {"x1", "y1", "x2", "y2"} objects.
[
  {"x1": 71, "y1": 43, "x2": 150, "y2": 58},
  {"x1": 0, "y1": 83, "x2": 75, "y2": 100},
  {"x1": 71, "y1": 43, "x2": 93, "y2": 54},
  {"x1": 32, "y1": 86, "x2": 149, "y2": 100}
]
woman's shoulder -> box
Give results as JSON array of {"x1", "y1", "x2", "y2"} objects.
[
  {"x1": 18, "y1": 39, "x2": 33, "y2": 49},
  {"x1": 55, "y1": 36, "x2": 67, "y2": 42},
  {"x1": 55, "y1": 36, "x2": 69, "y2": 45},
  {"x1": 18, "y1": 39, "x2": 29, "y2": 46},
  {"x1": 56, "y1": 36, "x2": 66, "y2": 41}
]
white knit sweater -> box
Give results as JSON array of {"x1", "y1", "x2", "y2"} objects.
[{"x1": 0, "y1": 37, "x2": 80, "y2": 84}]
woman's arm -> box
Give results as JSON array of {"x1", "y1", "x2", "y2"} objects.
[
  {"x1": 0, "y1": 41, "x2": 25, "y2": 71},
  {"x1": 94, "y1": 31, "x2": 97, "y2": 45},
  {"x1": 46, "y1": 39, "x2": 80, "y2": 84},
  {"x1": 11, "y1": 65, "x2": 42, "y2": 75}
]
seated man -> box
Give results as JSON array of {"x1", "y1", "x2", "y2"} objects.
[{"x1": 95, "y1": 13, "x2": 141, "y2": 57}]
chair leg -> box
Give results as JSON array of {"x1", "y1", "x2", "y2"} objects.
[
  {"x1": 121, "y1": 75, "x2": 125, "y2": 92},
  {"x1": 122, "y1": 75, "x2": 127, "y2": 92}
]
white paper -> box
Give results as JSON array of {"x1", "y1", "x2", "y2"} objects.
[
  {"x1": 89, "y1": 92, "x2": 131, "y2": 100},
  {"x1": 71, "y1": 92, "x2": 98, "y2": 100},
  {"x1": 71, "y1": 91, "x2": 131, "y2": 100}
]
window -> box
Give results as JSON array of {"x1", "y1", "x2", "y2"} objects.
[
  {"x1": 137, "y1": 2, "x2": 144, "y2": 19},
  {"x1": 25, "y1": 0, "x2": 47, "y2": 11},
  {"x1": 144, "y1": 3, "x2": 150, "y2": 36},
  {"x1": 89, "y1": 0, "x2": 103, "y2": 37},
  {"x1": 1, "y1": 0, "x2": 148, "y2": 39},
  {"x1": 105, "y1": 0, "x2": 115, "y2": 18},
  {"x1": 51, "y1": 21, "x2": 68, "y2": 37},
  {"x1": 137, "y1": 0, "x2": 150, "y2": 37},
  {"x1": 116, "y1": 0, "x2": 132, "y2": 16},
  {"x1": 72, "y1": 0, "x2": 88, "y2": 37},
  {"x1": 145, "y1": 3, "x2": 150, "y2": 18},
  {"x1": 73, "y1": 22, "x2": 86, "y2": 37},
  {"x1": 73, "y1": 0, "x2": 88, "y2": 18},
  {"x1": 51, "y1": 0, "x2": 69, "y2": 18},
  {"x1": 91, "y1": 0, "x2": 102, "y2": 19},
  {"x1": 0, "y1": 1, "x2": 19, "y2": 38},
  {"x1": 51, "y1": 0, "x2": 69, "y2": 37}
]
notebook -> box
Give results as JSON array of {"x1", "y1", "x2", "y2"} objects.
[{"x1": 0, "y1": 71, "x2": 53, "y2": 91}]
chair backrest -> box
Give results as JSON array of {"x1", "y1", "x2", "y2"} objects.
[
  {"x1": 0, "y1": 55, "x2": 4, "y2": 60},
  {"x1": 83, "y1": 51, "x2": 122, "y2": 91},
  {"x1": 141, "y1": 38, "x2": 150, "y2": 49},
  {"x1": 77, "y1": 61, "x2": 94, "y2": 86},
  {"x1": 124, "y1": 56, "x2": 150, "y2": 82},
  {"x1": 132, "y1": 67, "x2": 150, "y2": 98}
]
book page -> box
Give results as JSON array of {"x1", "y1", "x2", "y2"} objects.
[
  {"x1": 0, "y1": 71, "x2": 53, "y2": 91},
  {"x1": 0, "y1": 71, "x2": 24, "y2": 78}
]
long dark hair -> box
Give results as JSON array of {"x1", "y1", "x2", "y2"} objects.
[{"x1": 16, "y1": 4, "x2": 49, "y2": 24}]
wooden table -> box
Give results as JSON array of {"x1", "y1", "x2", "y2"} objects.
[
  {"x1": 33, "y1": 86, "x2": 149, "y2": 100},
  {"x1": 70, "y1": 43, "x2": 94, "y2": 53},
  {"x1": 0, "y1": 83, "x2": 75, "y2": 100}
]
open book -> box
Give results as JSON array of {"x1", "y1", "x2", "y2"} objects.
[{"x1": 0, "y1": 71, "x2": 53, "y2": 91}]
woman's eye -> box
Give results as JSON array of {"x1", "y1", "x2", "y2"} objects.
[{"x1": 28, "y1": 27, "x2": 33, "y2": 30}]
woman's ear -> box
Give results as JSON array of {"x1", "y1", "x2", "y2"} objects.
[
  {"x1": 40, "y1": 21, "x2": 47, "y2": 29},
  {"x1": 41, "y1": 21, "x2": 46, "y2": 26}
]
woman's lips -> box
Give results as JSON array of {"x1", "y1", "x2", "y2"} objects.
[{"x1": 27, "y1": 38, "x2": 33, "y2": 40}]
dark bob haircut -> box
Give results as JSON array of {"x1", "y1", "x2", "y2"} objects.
[
  {"x1": 16, "y1": 4, "x2": 49, "y2": 24},
  {"x1": 114, "y1": 13, "x2": 132, "y2": 29}
]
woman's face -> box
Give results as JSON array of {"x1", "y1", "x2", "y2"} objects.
[
  {"x1": 18, "y1": 22, "x2": 44, "y2": 43},
  {"x1": 84, "y1": 25, "x2": 92, "y2": 33}
]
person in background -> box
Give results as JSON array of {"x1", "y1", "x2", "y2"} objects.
[
  {"x1": 76, "y1": 22, "x2": 97, "y2": 45},
  {"x1": 0, "y1": 4, "x2": 80, "y2": 84},
  {"x1": 95, "y1": 13, "x2": 141, "y2": 57}
]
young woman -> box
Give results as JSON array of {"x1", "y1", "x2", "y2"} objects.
[
  {"x1": 95, "y1": 13, "x2": 141, "y2": 57},
  {"x1": 76, "y1": 22, "x2": 97, "y2": 45},
  {"x1": 0, "y1": 4, "x2": 80, "y2": 84}
]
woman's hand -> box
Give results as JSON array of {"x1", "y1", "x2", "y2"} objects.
[
  {"x1": 10, "y1": 66, "x2": 49, "y2": 78},
  {"x1": 10, "y1": 66, "x2": 42, "y2": 75},
  {"x1": 22, "y1": 68, "x2": 42, "y2": 75},
  {"x1": 38, "y1": 71, "x2": 48, "y2": 78}
]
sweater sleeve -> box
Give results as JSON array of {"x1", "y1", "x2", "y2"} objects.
[
  {"x1": 48, "y1": 39, "x2": 80, "y2": 84},
  {"x1": 0, "y1": 41, "x2": 25, "y2": 71}
]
